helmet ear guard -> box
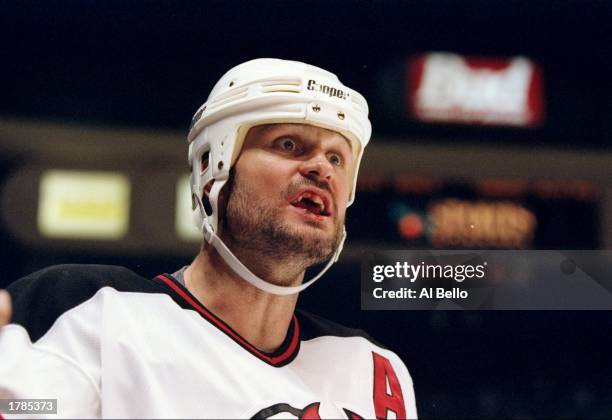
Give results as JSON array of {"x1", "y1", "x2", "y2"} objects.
[
  {"x1": 189, "y1": 126, "x2": 231, "y2": 238},
  {"x1": 187, "y1": 58, "x2": 371, "y2": 295}
]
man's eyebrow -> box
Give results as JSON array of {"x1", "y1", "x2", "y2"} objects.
[
  {"x1": 340, "y1": 135, "x2": 353, "y2": 152},
  {"x1": 255, "y1": 123, "x2": 353, "y2": 152},
  {"x1": 255, "y1": 124, "x2": 279, "y2": 136}
]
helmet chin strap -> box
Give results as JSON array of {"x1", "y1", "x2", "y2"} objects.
[{"x1": 195, "y1": 194, "x2": 345, "y2": 295}]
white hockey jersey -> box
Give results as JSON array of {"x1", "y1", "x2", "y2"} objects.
[{"x1": 0, "y1": 265, "x2": 417, "y2": 419}]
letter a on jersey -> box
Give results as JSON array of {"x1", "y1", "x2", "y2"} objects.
[{"x1": 372, "y1": 352, "x2": 406, "y2": 419}]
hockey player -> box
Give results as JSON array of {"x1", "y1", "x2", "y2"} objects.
[{"x1": 0, "y1": 59, "x2": 417, "y2": 419}]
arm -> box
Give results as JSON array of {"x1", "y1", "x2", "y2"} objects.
[
  {"x1": 0, "y1": 323, "x2": 101, "y2": 419},
  {"x1": 0, "y1": 282, "x2": 103, "y2": 419}
]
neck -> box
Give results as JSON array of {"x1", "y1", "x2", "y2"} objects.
[{"x1": 184, "y1": 244, "x2": 301, "y2": 352}]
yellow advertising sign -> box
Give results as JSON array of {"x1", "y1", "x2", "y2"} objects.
[
  {"x1": 38, "y1": 170, "x2": 130, "y2": 239},
  {"x1": 175, "y1": 175, "x2": 201, "y2": 241}
]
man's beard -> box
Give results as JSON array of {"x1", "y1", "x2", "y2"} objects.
[{"x1": 220, "y1": 171, "x2": 344, "y2": 277}]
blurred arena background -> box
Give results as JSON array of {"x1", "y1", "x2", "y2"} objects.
[{"x1": 1, "y1": 1, "x2": 612, "y2": 417}]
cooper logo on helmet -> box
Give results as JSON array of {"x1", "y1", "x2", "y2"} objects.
[{"x1": 307, "y1": 79, "x2": 349, "y2": 100}]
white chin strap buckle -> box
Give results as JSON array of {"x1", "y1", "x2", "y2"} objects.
[{"x1": 201, "y1": 218, "x2": 214, "y2": 243}]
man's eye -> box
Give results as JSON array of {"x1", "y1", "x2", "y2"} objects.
[
  {"x1": 328, "y1": 153, "x2": 343, "y2": 167},
  {"x1": 280, "y1": 138, "x2": 296, "y2": 151}
]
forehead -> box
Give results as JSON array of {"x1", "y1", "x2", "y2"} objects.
[{"x1": 247, "y1": 123, "x2": 352, "y2": 151}]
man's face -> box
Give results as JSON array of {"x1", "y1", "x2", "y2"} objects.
[{"x1": 220, "y1": 123, "x2": 353, "y2": 275}]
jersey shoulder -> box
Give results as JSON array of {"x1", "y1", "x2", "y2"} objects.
[
  {"x1": 296, "y1": 309, "x2": 385, "y2": 348},
  {"x1": 7, "y1": 264, "x2": 165, "y2": 341}
]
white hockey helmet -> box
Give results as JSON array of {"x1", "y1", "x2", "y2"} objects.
[{"x1": 187, "y1": 58, "x2": 372, "y2": 295}]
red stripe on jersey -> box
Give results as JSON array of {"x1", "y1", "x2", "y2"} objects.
[{"x1": 155, "y1": 274, "x2": 300, "y2": 366}]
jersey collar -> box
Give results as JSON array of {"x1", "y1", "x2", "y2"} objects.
[{"x1": 154, "y1": 273, "x2": 300, "y2": 367}]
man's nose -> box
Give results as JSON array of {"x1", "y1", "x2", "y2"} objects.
[{"x1": 298, "y1": 154, "x2": 333, "y2": 183}]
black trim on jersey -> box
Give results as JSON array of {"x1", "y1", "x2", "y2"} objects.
[
  {"x1": 7, "y1": 264, "x2": 168, "y2": 342},
  {"x1": 154, "y1": 273, "x2": 300, "y2": 368},
  {"x1": 296, "y1": 309, "x2": 386, "y2": 349}
]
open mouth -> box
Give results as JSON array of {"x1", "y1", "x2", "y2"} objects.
[{"x1": 289, "y1": 191, "x2": 331, "y2": 217}]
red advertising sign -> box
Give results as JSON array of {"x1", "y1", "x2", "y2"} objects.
[{"x1": 408, "y1": 53, "x2": 544, "y2": 127}]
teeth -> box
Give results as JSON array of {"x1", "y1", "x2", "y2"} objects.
[
  {"x1": 294, "y1": 192, "x2": 326, "y2": 213},
  {"x1": 304, "y1": 193, "x2": 324, "y2": 208}
]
